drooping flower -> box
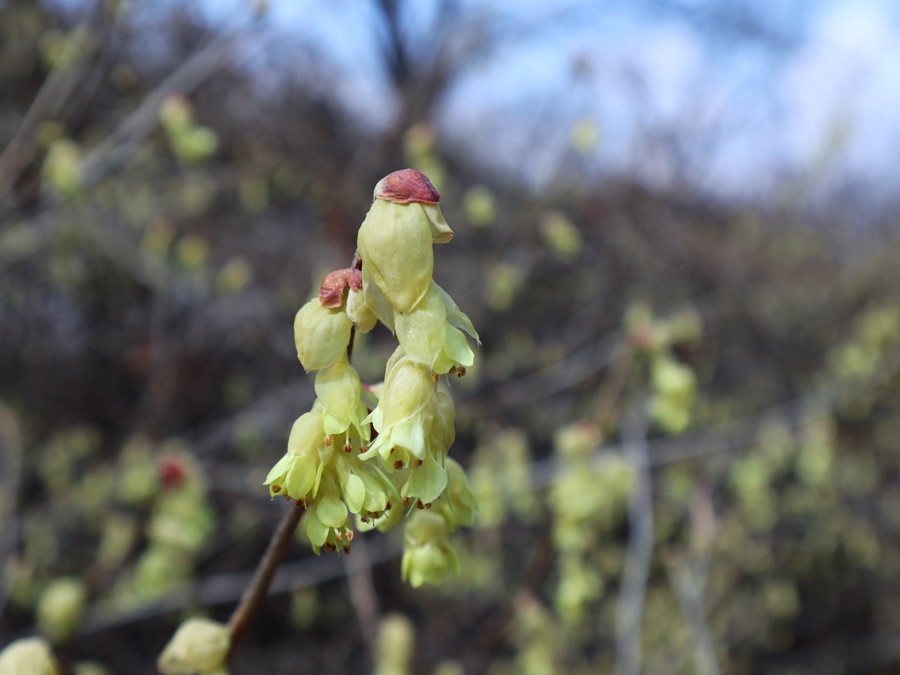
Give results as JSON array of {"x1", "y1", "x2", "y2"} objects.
[
  {"x1": 361, "y1": 353, "x2": 435, "y2": 463},
  {"x1": 314, "y1": 360, "x2": 370, "y2": 439},
  {"x1": 265, "y1": 408, "x2": 395, "y2": 553},
  {"x1": 394, "y1": 282, "x2": 477, "y2": 374},
  {"x1": 401, "y1": 510, "x2": 460, "y2": 588}
]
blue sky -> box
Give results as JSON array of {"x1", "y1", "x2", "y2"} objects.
[{"x1": 195, "y1": 0, "x2": 900, "y2": 199}]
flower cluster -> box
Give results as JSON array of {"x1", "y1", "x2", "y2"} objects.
[{"x1": 265, "y1": 169, "x2": 478, "y2": 585}]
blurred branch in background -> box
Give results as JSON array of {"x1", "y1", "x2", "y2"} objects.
[{"x1": 615, "y1": 405, "x2": 653, "y2": 675}]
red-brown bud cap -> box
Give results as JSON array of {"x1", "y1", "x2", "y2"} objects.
[{"x1": 374, "y1": 169, "x2": 441, "y2": 205}]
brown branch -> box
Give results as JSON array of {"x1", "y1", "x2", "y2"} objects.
[{"x1": 226, "y1": 500, "x2": 305, "y2": 661}]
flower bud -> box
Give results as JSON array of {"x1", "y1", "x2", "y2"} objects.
[
  {"x1": 36, "y1": 577, "x2": 87, "y2": 643},
  {"x1": 157, "y1": 617, "x2": 230, "y2": 675},
  {"x1": 358, "y1": 198, "x2": 434, "y2": 314},
  {"x1": 0, "y1": 638, "x2": 59, "y2": 675},
  {"x1": 374, "y1": 614, "x2": 415, "y2": 675},
  {"x1": 294, "y1": 299, "x2": 352, "y2": 371}
]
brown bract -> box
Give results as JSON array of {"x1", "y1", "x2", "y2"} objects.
[
  {"x1": 319, "y1": 268, "x2": 363, "y2": 308},
  {"x1": 374, "y1": 169, "x2": 441, "y2": 205}
]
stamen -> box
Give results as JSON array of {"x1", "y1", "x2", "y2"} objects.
[
  {"x1": 394, "y1": 460, "x2": 404, "y2": 470},
  {"x1": 324, "y1": 435, "x2": 334, "y2": 447}
]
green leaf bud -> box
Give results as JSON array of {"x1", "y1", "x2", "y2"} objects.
[
  {"x1": 157, "y1": 617, "x2": 230, "y2": 675},
  {"x1": 0, "y1": 637, "x2": 59, "y2": 675},
  {"x1": 293, "y1": 299, "x2": 352, "y2": 371},
  {"x1": 36, "y1": 577, "x2": 87, "y2": 643},
  {"x1": 401, "y1": 511, "x2": 460, "y2": 587}
]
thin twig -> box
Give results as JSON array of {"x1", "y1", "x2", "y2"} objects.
[
  {"x1": 226, "y1": 501, "x2": 305, "y2": 660},
  {"x1": 664, "y1": 551, "x2": 720, "y2": 675},
  {"x1": 77, "y1": 29, "x2": 255, "y2": 190},
  {"x1": 615, "y1": 405, "x2": 653, "y2": 675},
  {"x1": 0, "y1": 399, "x2": 24, "y2": 621}
]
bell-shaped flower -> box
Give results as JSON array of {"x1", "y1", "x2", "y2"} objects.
[
  {"x1": 314, "y1": 360, "x2": 370, "y2": 440},
  {"x1": 401, "y1": 510, "x2": 460, "y2": 587},
  {"x1": 394, "y1": 282, "x2": 476, "y2": 374},
  {"x1": 294, "y1": 299, "x2": 352, "y2": 371},
  {"x1": 266, "y1": 410, "x2": 395, "y2": 553},
  {"x1": 0, "y1": 638, "x2": 59, "y2": 675},
  {"x1": 303, "y1": 442, "x2": 396, "y2": 554},
  {"x1": 360, "y1": 354, "x2": 434, "y2": 463},
  {"x1": 438, "y1": 457, "x2": 478, "y2": 529},
  {"x1": 264, "y1": 410, "x2": 323, "y2": 500},
  {"x1": 398, "y1": 390, "x2": 455, "y2": 505},
  {"x1": 157, "y1": 617, "x2": 230, "y2": 675}
]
